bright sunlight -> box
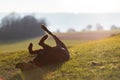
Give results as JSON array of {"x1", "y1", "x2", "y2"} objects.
[{"x1": 0, "y1": 0, "x2": 120, "y2": 13}]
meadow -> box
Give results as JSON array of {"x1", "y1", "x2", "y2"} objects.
[{"x1": 0, "y1": 31, "x2": 120, "y2": 80}]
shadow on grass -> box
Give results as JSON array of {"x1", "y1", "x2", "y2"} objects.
[
  {"x1": 9, "y1": 74, "x2": 22, "y2": 80},
  {"x1": 10, "y1": 62, "x2": 63, "y2": 80}
]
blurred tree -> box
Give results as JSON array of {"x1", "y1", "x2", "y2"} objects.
[
  {"x1": 86, "y1": 24, "x2": 92, "y2": 31},
  {"x1": 96, "y1": 23, "x2": 104, "y2": 31},
  {"x1": 0, "y1": 13, "x2": 46, "y2": 41},
  {"x1": 67, "y1": 28, "x2": 76, "y2": 32},
  {"x1": 82, "y1": 28, "x2": 87, "y2": 32},
  {"x1": 56, "y1": 29, "x2": 60, "y2": 33},
  {"x1": 111, "y1": 25, "x2": 119, "y2": 30}
]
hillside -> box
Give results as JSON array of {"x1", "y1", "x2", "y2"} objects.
[
  {"x1": 0, "y1": 31, "x2": 117, "y2": 53},
  {"x1": 0, "y1": 32, "x2": 120, "y2": 80},
  {"x1": 56, "y1": 31, "x2": 115, "y2": 40}
]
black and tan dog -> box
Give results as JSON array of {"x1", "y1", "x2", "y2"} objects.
[
  {"x1": 16, "y1": 25, "x2": 70, "y2": 69},
  {"x1": 28, "y1": 25, "x2": 70, "y2": 67}
]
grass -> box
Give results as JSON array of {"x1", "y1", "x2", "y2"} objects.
[
  {"x1": 0, "y1": 33, "x2": 120, "y2": 80},
  {"x1": 0, "y1": 36, "x2": 84, "y2": 53}
]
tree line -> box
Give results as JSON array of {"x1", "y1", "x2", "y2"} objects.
[
  {"x1": 67, "y1": 23, "x2": 120, "y2": 32},
  {"x1": 0, "y1": 13, "x2": 46, "y2": 41}
]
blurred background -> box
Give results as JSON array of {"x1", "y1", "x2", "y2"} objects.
[
  {"x1": 1, "y1": 1, "x2": 120, "y2": 80},
  {"x1": 0, "y1": 0, "x2": 120, "y2": 41}
]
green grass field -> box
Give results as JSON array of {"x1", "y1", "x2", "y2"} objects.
[{"x1": 0, "y1": 32, "x2": 120, "y2": 80}]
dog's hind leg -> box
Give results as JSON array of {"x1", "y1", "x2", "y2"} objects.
[{"x1": 38, "y1": 35, "x2": 51, "y2": 49}]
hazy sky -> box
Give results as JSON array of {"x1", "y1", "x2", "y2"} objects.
[
  {"x1": 0, "y1": 0, "x2": 120, "y2": 13},
  {"x1": 0, "y1": 0, "x2": 120, "y2": 32}
]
